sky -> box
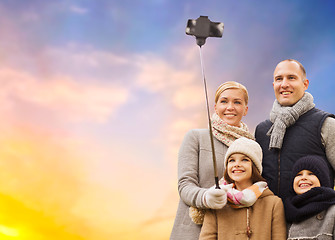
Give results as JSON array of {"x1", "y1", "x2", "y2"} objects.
[{"x1": 0, "y1": 0, "x2": 335, "y2": 239}]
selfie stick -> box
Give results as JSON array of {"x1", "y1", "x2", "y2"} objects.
[
  {"x1": 199, "y1": 47, "x2": 220, "y2": 189},
  {"x1": 186, "y1": 16, "x2": 224, "y2": 189}
]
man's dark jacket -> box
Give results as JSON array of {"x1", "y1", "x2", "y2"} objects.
[{"x1": 255, "y1": 108, "x2": 334, "y2": 200}]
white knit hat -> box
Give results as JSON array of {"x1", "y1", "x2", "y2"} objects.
[{"x1": 224, "y1": 137, "x2": 263, "y2": 174}]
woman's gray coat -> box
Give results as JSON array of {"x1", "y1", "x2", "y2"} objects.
[{"x1": 170, "y1": 129, "x2": 228, "y2": 240}]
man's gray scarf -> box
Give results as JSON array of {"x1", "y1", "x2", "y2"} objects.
[{"x1": 266, "y1": 92, "x2": 315, "y2": 150}]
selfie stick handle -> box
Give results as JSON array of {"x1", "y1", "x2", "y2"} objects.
[{"x1": 198, "y1": 46, "x2": 220, "y2": 189}]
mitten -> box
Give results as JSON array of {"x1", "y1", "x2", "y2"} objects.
[{"x1": 203, "y1": 187, "x2": 227, "y2": 209}]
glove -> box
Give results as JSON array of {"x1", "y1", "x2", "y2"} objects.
[{"x1": 203, "y1": 186, "x2": 227, "y2": 209}]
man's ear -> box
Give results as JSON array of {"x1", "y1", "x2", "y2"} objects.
[{"x1": 303, "y1": 79, "x2": 309, "y2": 90}]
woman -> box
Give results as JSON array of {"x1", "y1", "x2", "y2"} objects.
[
  {"x1": 170, "y1": 81, "x2": 254, "y2": 240},
  {"x1": 199, "y1": 137, "x2": 286, "y2": 239}
]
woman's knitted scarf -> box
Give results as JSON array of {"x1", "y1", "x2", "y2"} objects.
[
  {"x1": 284, "y1": 187, "x2": 335, "y2": 223},
  {"x1": 211, "y1": 113, "x2": 254, "y2": 145},
  {"x1": 220, "y1": 180, "x2": 268, "y2": 208},
  {"x1": 189, "y1": 113, "x2": 254, "y2": 225},
  {"x1": 266, "y1": 92, "x2": 315, "y2": 150}
]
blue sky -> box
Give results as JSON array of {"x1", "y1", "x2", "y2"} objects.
[{"x1": 0, "y1": 1, "x2": 335, "y2": 239}]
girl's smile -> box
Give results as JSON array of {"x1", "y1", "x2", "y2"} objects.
[{"x1": 227, "y1": 153, "x2": 253, "y2": 191}]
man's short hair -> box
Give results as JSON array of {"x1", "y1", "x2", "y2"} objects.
[{"x1": 281, "y1": 59, "x2": 307, "y2": 79}]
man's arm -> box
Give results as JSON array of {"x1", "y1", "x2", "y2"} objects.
[{"x1": 321, "y1": 117, "x2": 335, "y2": 185}]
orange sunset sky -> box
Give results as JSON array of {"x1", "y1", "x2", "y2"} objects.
[{"x1": 1, "y1": 1, "x2": 335, "y2": 239}]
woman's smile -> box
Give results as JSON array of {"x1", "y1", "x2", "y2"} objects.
[{"x1": 215, "y1": 88, "x2": 248, "y2": 127}]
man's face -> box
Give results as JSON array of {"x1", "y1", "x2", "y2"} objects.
[{"x1": 273, "y1": 61, "x2": 309, "y2": 106}]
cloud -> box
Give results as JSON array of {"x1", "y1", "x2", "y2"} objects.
[
  {"x1": 0, "y1": 38, "x2": 207, "y2": 238},
  {"x1": 135, "y1": 55, "x2": 196, "y2": 92},
  {"x1": 0, "y1": 67, "x2": 129, "y2": 122},
  {"x1": 0, "y1": 193, "x2": 88, "y2": 240},
  {"x1": 43, "y1": 44, "x2": 206, "y2": 111},
  {"x1": 21, "y1": 11, "x2": 40, "y2": 22},
  {"x1": 0, "y1": 125, "x2": 146, "y2": 239},
  {"x1": 44, "y1": 45, "x2": 131, "y2": 76},
  {"x1": 172, "y1": 85, "x2": 204, "y2": 109},
  {"x1": 69, "y1": 5, "x2": 89, "y2": 15},
  {"x1": 0, "y1": 36, "x2": 206, "y2": 117},
  {"x1": 0, "y1": 126, "x2": 92, "y2": 238}
]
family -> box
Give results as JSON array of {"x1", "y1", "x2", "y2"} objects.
[{"x1": 170, "y1": 59, "x2": 335, "y2": 240}]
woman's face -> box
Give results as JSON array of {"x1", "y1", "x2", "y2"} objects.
[
  {"x1": 215, "y1": 88, "x2": 248, "y2": 127},
  {"x1": 293, "y1": 170, "x2": 321, "y2": 195}
]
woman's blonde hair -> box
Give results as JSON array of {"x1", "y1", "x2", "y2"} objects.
[{"x1": 214, "y1": 81, "x2": 249, "y2": 105}]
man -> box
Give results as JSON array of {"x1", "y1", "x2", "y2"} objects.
[{"x1": 255, "y1": 59, "x2": 335, "y2": 200}]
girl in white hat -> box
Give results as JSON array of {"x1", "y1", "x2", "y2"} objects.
[{"x1": 199, "y1": 137, "x2": 287, "y2": 240}]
